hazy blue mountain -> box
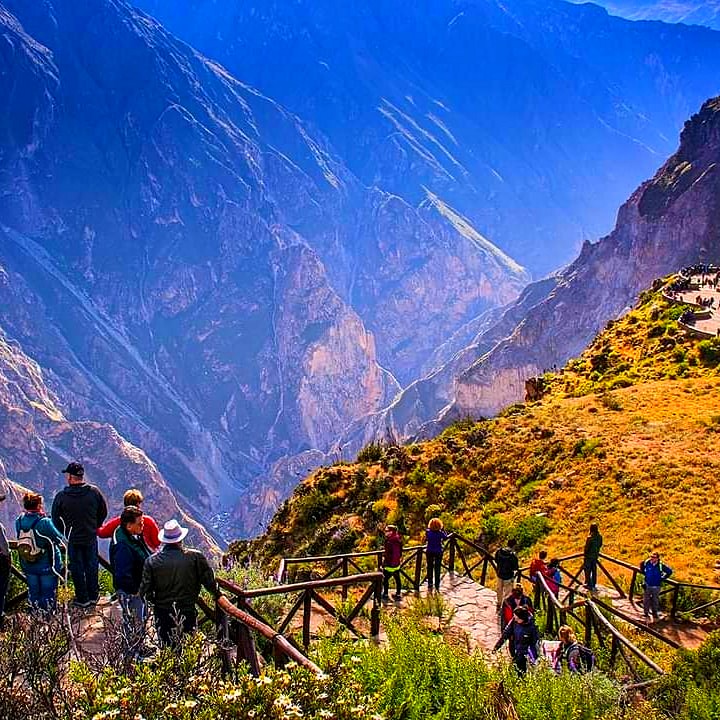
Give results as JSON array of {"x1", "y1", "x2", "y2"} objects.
[
  {"x1": 572, "y1": 1, "x2": 720, "y2": 30},
  {"x1": 0, "y1": 0, "x2": 529, "y2": 536},
  {"x1": 134, "y1": 0, "x2": 720, "y2": 274}
]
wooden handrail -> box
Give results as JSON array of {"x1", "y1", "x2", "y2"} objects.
[
  {"x1": 219, "y1": 572, "x2": 383, "y2": 599},
  {"x1": 217, "y1": 596, "x2": 322, "y2": 675}
]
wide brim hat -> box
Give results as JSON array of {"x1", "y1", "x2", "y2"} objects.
[{"x1": 159, "y1": 519, "x2": 189, "y2": 544}]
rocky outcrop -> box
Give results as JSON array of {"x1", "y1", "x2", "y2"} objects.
[
  {"x1": 581, "y1": 1, "x2": 720, "y2": 30},
  {"x1": 0, "y1": 0, "x2": 528, "y2": 537},
  {"x1": 135, "y1": 0, "x2": 720, "y2": 275}
]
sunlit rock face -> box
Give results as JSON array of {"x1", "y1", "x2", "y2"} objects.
[
  {"x1": 0, "y1": 0, "x2": 529, "y2": 537},
  {"x1": 135, "y1": 0, "x2": 720, "y2": 275}
]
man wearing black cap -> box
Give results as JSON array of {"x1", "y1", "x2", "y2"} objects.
[{"x1": 52, "y1": 462, "x2": 108, "y2": 608}]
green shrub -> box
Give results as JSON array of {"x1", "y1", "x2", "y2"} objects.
[
  {"x1": 358, "y1": 441, "x2": 384, "y2": 463},
  {"x1": 698, "y1": 339, "x2": 720, "y2": 367},
  {"x1": 507, "y1": 515, "x2": 551, "y2": 550}
]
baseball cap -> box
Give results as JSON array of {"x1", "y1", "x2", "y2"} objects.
[{"x1": 61, "y1": 462, "x2": 85, "y2": 477}]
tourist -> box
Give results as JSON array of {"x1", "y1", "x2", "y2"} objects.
[
  {"x1": 98, "y1": 488, "x2": 161, "y2": 551},
  {"x1": 382, "y1": 524, "x2": 403, "y2": 601},
  {"x1": 529, "y1": 550, "x2": 548, "y2": 585},
  {"x1": 51, "y1": 462, "x2": 108, "y2": 608},
  {"x1": 15, "y1": 492, "x2": 64, "y2": 611},
  {"x1": 109, "y1": 506, "x2": 152, "y2": 658},
  {"x1": 500, "y1": 583, "x2": 534, "y2": 632},
  {"x1": 545, "y1": 558, "x2": 562, "y2": 597},
  {"x1": 583, "y1": 524, "x2": 603, "y2": 592},
  {"x1": 494, "y1": 538, "x2": 519, "y2": 610},
  {"x1": 553, "y1": 625, "x2": 594, "y2": 673},
  {"x1": 492, "y1": 606, "x2": 540, "y2": 676},
  {"x1": 639, "y1": 551, "x2": 672, "y2": 622},
  {"x1": 0, "y1": 492, "x2": 10, "y2": 629},
  {"x1": 139, "y1": 519, "x2": 220, "y2": 646},
  {"x1": 425, "y1": 517, "x2": 447, "y2": 593}
]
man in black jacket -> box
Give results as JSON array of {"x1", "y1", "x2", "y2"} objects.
[
  {"x1": 494, "y1": 538, "x2": 520, "y2": 611},
  {"x1": 139, "y1": 519, "x2": 220, "y2": 646},
  {"x1": 51, "y1": 462, "x2": 108, "y2": 608}
]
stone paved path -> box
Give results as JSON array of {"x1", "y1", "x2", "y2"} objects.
[{"x1": 436, "y1": 573, "x2": 500, "y2": 652}]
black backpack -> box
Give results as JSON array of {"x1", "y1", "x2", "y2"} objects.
[{"x1": 566, "y1": 642, "x2": 595, "y2": 672}]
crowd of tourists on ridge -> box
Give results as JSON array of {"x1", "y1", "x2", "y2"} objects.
[
  {"x1": 0, "y1": 462, "x2": 220, "y2": 657},
  {"x1": 0, "y1": 471, "x2": 677, "y2": 672},
  {"x1": 381, "y1": 518, "x2": 673, "y2": 675}
]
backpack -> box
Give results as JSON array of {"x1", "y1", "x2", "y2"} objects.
[
  {"x1": 16, "y1": 515, "x2": 44, "y2": 563},
  {"x1": 566, "y1": 642, "x2": 595, "y2": 672}
]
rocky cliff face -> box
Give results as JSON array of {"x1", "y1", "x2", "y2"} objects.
[
  {"x1": 0, "y1": 0, "x2": 527, "y2": 537},
  {"x1": 134, "y1": 0, "x2": 720, "y2": 275},
  {"x1": 576, "y1": 1, "x2": 720, "y2": 30},
  {"x1": 377, "y1": 97, "x2": 720, "y2": 433}
]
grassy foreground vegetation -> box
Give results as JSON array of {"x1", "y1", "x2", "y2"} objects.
[
  {"x1": 5, "y1": 609, "x2": 720, "y2": 720},
  {"x1": 244, "y1": 280, "x2": 720, "y2": 584}
]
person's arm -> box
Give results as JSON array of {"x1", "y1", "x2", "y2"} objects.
[
  {"x1": 96, "y1": 489, "x2": 108, "y2": 527},
  {"x1": 144, "y1": 516, "x2": 161, "y2": 551},
  {"x1": 97, "y1": 516, "x2": 120, "y2": 539},
  {"x1": 197, "y1": 553, "x2": 220, "y2": 599},
  {"x1": 138, "y1": 558, "x2": 154, "y2": 603},
  {"x1": 51, "y1": 495, "x2": 64, "y2": 536},
  {"x1": 662, "y1": 564, "x2": 673, "y2": 580},
  {"x1": 567, "y1": 645, "x2": 581, "y2": 672},
  {"x1": 512, "y1": 554, "x2": 520, "y2": 580},
  {"x1": 41, "y1": 518, "x2": 66, "y2": 546},
  {"x1": 493, "y1": 621, "x2": 514, "y2": 651}
]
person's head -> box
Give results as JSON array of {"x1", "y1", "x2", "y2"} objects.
[
  {"x1": 61, "y1": 461, "x2": 85, "y2": 485},
  {"x1": 512, "y1": 583, "x2": 524, "y2": 597},
  {"x1": 513, "y1": 607, "x2": 530, "y2": 624},
  {"x1": 120, "y1": 506, "x2": 144, "y2": 535},
  {"x1": 549, "y1": 557, "x2": 560, "y2": 568},
  {"x1": 507, "y1": 538, "x2": 517, "y2": 550},
  {"x1": 539, "y1": 550, "x2": 548, "y2": 560},
  {"x1": 649, "y1": 551, "x2": 660, "y2": 564},
  {"x1": 558, "y1": 625, "x2": 576, "y2": 644},
  {"x1": 385, "y1": 524, "x2": 398, "y2": 536},
  {"x1": 159, "y1": 519, "x2": 188, "y2": 545},
  {"x1": 428, "y1": 517, "x2": 443, "y2": 532},
  {"x1": 123, "y1": 488, "x2": 144, "y2": 508},
  {"x1": 589, "y1": 523, "x2": 599, "y2": 535},
  {"x1": 23, "y1": 492, "x2": 43, "y2": 512}
]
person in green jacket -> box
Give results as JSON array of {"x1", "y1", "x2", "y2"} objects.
[{"x1": 583, "y1": 524, "x2": 603, "y2": 592}]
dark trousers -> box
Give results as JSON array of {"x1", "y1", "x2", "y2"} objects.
[
  {"x1": 155, "y1": 605, "x2": 197, "y2": 646},
  {"x1": 427, "y1": 552, "x2": 442, "y2": 590},
  {"x1": 383, "y1": 568, "x2": 401, "y2": 596},
  {"x1": 584, "y1": 558, "x2": 598, "y2": 590},
  {"x1": 513, "y1": 652, "x2": 529, "y2": 676},
  {"x1": 0, "y1": 554, "x2": 10, "y2": 620},
  {"x1": 68, "y1": 540, "x2": 99, "y2": 604}
]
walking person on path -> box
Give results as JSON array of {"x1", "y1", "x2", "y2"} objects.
[
  {"x1": 640, "y1": 551, "x2": 672, "y2": 622},
  {"x1": 0, "y1": 492, "x2": 11, "y2": 628},
  {"x1": 381, "y1": 524, "x2": 403, "y2": 602},
  {"x1": 583, "y1": 524, "x2": 603, "y2": 592},
  {"x1": 139, "y1": 519, "x2": 220, "y2": 646},
  {"x1": 425, "y1": 517, "x2": 447, "y2": 593},
  {"x1": 51, "y1": 462, "x2": 108, "y2": 608},
  {"x1": 494, "y1": 538, "x2": 519, "y2": 611},
  {"x1": 493, "y1": 606, "x2": 540, "y2": 676},
  {"x1": 110, "y1": 506, "x2": 152, "y2": 658},
  {"x1": 15, "y1": 492, "x2": 64, "y2": 611},
  {"x1": 98, "y1": 488, "x2": 161, "y2": 552}
]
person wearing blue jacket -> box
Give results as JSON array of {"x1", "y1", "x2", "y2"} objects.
[
  {"x1": 640, "y1": 551, "x2": 672, "y2": 622},
  {"x1": 15, "y1": 492, "x2": 64, "y2": 611},
  {"x1": 109, "y1": 506, "x2": 151, "y2": 658},
  {"x1": 493, "y1": 606, "x2": 540, "y2": 675},
  {"x1": 425, "y1": 517, "x2": 448, "y2": 593}
]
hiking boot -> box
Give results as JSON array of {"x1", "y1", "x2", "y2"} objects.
[
  {"x1": 381, "y1": 593, "x2": 389, "y2": 602},
  {"x1": 393, "y1": 593, "x2": 402, "y2": 601}
]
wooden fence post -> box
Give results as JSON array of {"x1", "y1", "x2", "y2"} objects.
[
  {"x1": 236, "y1": 622, "x2": 261, "y2": 676},
  {"x1": 342, "y1": 557, "x2": 349, "y2": 601},
  {"x1": 481, "y1": 556, "x2": 489, "y2": 586},
  {"x1": 448, "y1": 537, "x2": 456, "y2": 576},
  {"x1": 414, "y1": 550, "x2": 423, "y2": 592},
  {"x1": 371, "y1": 575, "x2": 382, "y2": 639},
  {"x1": 302, "y1": 590, "x2": 312, "y2": 648},
  {"x1": 671, "y1": 584, "x2": 680, "y2": 619}
]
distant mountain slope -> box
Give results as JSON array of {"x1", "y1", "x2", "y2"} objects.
[
  {"x1": 248, "y1": 283, "x2": 720, "y2": 584},
  {"x1": 341, "y1": 95, "x2": 720, "y2": 447},
  {"x1": 134, "y1": 0, "x2": 720, "y2": 274},
  {"x1": 0, "y1": 0, "x2": 528, "y2": 537},
  {"x1": 574, "y1": 1, "x2": 720, "y2": 30}
]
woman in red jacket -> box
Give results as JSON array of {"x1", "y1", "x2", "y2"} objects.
[
  {"x1": 382, "y1": 525, "x2": 403, "y2": 601},
  {"x1": 97, "y1": 488, "x2": 160, "y2": 552}
]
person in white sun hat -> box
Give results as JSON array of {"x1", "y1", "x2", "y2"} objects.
[{"x1": 139, "y1": 519, "x2": 220, "y2": 646}]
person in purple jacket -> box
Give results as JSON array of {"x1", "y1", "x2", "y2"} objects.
[
  {"x1": 382, "y1": 524, "x2": 403, "y2": 601},
  {"x1": 425, "y1": 517, "x2": 447, "y2": 593}
]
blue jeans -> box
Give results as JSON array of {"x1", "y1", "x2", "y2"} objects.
[
  {"x1": 584, "y1": 558, "x2": 598, "y2": 590},
  {"x1": 68, "y1": 541, "x2": 99, "y2": 604},
  {"x1": 26, "y1": 570, "x2": 58, "y2": 611}
]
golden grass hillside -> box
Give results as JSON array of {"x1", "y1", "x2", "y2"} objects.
[{"x1": 244, "y1": 279, "x2": 720, "y2": 584}]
